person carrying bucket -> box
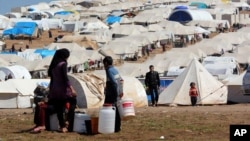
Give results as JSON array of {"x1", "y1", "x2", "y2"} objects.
[{"x1": 103, "y1": 56, "x2": 123, "y2": 133}]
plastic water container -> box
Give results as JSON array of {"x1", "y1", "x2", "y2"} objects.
[
  {"x1": 98, "y1": 106, "x2": 116, "y2": 134},
  {"x1": 118, "y1": 98, "x2": 135, "y2": 120},
  {"x1": 73, "y1": 113, "x2": 90, "y2": 133},
  {"x1": 50, "y1": 113, "x2": 59, "y2": 131}
]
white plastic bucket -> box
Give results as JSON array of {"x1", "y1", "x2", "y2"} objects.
[
  {"x1": 73, "y1": 113, "x2": 90, "y2": 133},
  {"x1": 98, "y1": 106, "x2": 116, "y2": 134},
  {"x1": 118, "y1": 98, "x2": 135, "y2": 120},
  {"x1": 50, "y1": 113, "x2": 59, "y2": 131}
]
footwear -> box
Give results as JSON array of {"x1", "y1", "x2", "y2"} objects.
[
  {"x1": 59, "y1": 127, "x2": 68, "y2": 133},
  {"x1": 30, "y1": 126, "x2": 45, "y2": 134}
]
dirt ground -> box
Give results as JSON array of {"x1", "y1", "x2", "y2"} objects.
[
  {"x1": 0, "y1": 103, "x2": 250, "y2": 141},
  {"x1": 3, "y1": 29, "x2": 72, "y2": 50}
]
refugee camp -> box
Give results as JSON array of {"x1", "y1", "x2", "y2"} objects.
[{"x1": 1, "y1": 0, "x2": 250, "y2": 140}]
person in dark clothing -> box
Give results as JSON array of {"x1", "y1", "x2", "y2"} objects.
[
  {"x1": 103, "y1": 56, "x2": 123, "y2": 132},
  {"x1": 46, "y1": 48, "x2": 77, "y2": 133},
  {"x1": 29, "y1": 36, "x2": 32, "y2": 44},
  {"x1": 145, "y1": 65, "x2": 160, "y2": 107},
  {"x1": 30, "y1": 82, "x2": 49, "y2": 133},
  {"x1": 48, "y1": 30, "x2": 52, "y2": 38},
  {"x1": 11, "y1": 44, "x2": 15, "y2": 53}
]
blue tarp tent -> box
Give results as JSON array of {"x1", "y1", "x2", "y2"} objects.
[
  {"x1": 3, "y1": 22, "x2": 37, "y2": 37},
  {"x1": 106, "y1": 16, "x2": 121, "y2": 24},
  {"x1": 34, "y1": 49, "x2": 56, "y2": 58},
  {"x1": 168, "y1": 9, "x2": 213, "y2": 22}
]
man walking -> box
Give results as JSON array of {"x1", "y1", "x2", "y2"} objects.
[{"x1": 145, "y1": 65, "x2": 160, "y2": 107}]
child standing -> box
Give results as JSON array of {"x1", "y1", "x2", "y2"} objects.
[{"x1": 189, "y1": 82, "x2": 198, "y2": 106}]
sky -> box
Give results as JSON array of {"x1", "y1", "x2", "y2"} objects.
[{"x1": 0, "y1": 0, "x2": 52, "y2": 14}]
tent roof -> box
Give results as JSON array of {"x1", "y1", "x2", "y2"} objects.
[
  {"x1": 168, "y1": 9, "x2": 213, "y2": 22},
  {"x1": 47, "y1": 42, "x2": 84, "y2": 51},
  {"x1": 0, "y1": 65, "x2": 32, "y2": 79},
  {"x1": 0, "y1": 79, "x2": 50, "y2": 95}
]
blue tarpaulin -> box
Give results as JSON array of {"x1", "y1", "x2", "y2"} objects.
[
  {"x1": 28, "y1": 8, "x2": 35, "y2": 11},
  {"x1": 34, "y1": 49, "x2": 56, "y2": 58},
  {"x1": 168, "y1": 10, "x2": 192, "y2": 22},
  {"x1": 54, "y1": 11, "x2": 74, "y2": 15},
  {"x1": 174, "y1": 5, "x2": 188, "y2": 10},
  {"x1": 147, "y1": 79, "x2": 173, "y2": 101},
  {"x1": 106, "y1": 16, "x2": 121, "y2": 24},
  {"x1": 3, "y1": 22, "x2": 37, "y2": 36},
  {"x1": 137, "y1": 78, "x2": 174, "y2": 102}
]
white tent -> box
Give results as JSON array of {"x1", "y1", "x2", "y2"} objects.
[
  {"x1": 68, "y1": 73, "x2": 148, "y2": 109},
  {"x1": 226, "y1": 71, "x2": 250, "y2": 103},
  {"x1": 0, "y1": 54, "x2": 24, "y2": 64},
  {"x1": 0, "y1": 15, "x2": 11, "y2": 29},
  {"x1": 79, "y1": 18, "x2": 109, "y2": 33},
  {"x1": 0, "y1": 65, "x2": 32, "y2": 79},
  {"x1": 0, "y1": 79, "x2": 49, "y2": 108},
  {"x1": 158, "y1": 59, "x2": 228, "y2": 105},
  {"x1": 4, "y1": 12, "x2": 22, "y2": 18},
  {"x1": 111, "y1": 24, "x2": 148, "y2": 36},
  {"x1": 116, "y1": 63, "x2": 146, "y2": 77},
  {"x1": 102, "y1": 40, "x2": 140, "y2": 55},
  {"x1": 27, "y1": 2, "x2": 50, "y2": 11},
  {"x1": 168, "y1": 9, "x2": 213, "y2": 22},
  {"x1": 47, "y1": 42, "x2": 84, "y2": 51},
  {"x1": 37, "y1": 18, "x2": 63, "y2": 30}
]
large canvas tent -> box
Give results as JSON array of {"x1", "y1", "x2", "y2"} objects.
[
  {"x1": 0, "y1": 65, "x2": 32, "y2": 80},
  {"x1": 0, "y1": 79, "x2": 49, "y2": 108},
  {"x1": 158, "y1": 59, "x2": 228, "y2": 105},
  {"x1": 68, "y1": 73, "x2": 148, "y2": 109},
  {"x1": 168, "y1": 9, "x2": 213, "y2": 23}
]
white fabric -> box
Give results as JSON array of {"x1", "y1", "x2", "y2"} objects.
[
  {"x1": 158, "y1": 59, "x2": 228, "y2": 105},
  {"x1": 0, "y1": 79, "x2": 50, "y2": 108},
  {"x1": 68, "y1": 73, "x2": 148, "y2": 108}
]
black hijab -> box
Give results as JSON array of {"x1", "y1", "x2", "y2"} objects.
[{"x1": 48, "y1": 48, "x2": 70, "y2": 77}]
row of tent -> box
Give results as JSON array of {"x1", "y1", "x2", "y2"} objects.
[
  {"x1": 0, "y1": 73, "x2": 148, "y2": 109},
  {"x1": 1, "y1": 58, "x2": 249, "y2": 109}
]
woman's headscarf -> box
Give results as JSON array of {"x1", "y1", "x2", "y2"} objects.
[{"x1": 48, "y1": 48, "x2": 70, "y2": 77}]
